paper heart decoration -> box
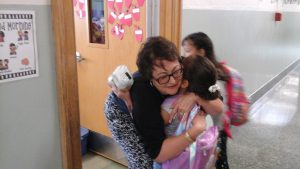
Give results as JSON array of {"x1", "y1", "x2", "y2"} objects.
[
  {"x1": 118, "y1": 13, "x2": 126, "y2": 25},
  {"x1": 78, "y1": 0, "x2": 85, "y2": 9},
  {"x1": 137, "y1": 0, "x2": 144, "y2": 7},
  {"x1": 111, "y1": 25, "x2": 120, "y2": 36},
  {"x1": 124, "y1": 13, "x2": 132, "y2": 26},
  {"x1": 115, "y1": 0, "x2": 123, "y2": 11},
  {"x1": 107, "y1": 0, "x2": 115, "y2": 10},
  {"x1": 125, "y1": 0, "x2": 132, "y2": 8},
  {"x1": 135, "y1": 28, "x2": 143, "y2": 42},
  {"x1": 132, "y1": 8, "x2": 140, "y2": 21},
  {"x1": 108, "y1": 11, "x2": 117, "y2": 24},
  {"x1": 76, "y1": 9, "x2": 86, "y2": 19},
  {"x1": 73, "y1": 0, "x2": 77, "y2": 7},
  {"x1": 118, "y1": 26, "x2": 125, "y2": 40}
]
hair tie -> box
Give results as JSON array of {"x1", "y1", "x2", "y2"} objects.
[{"x1": 208, "y1": 84, "x2": 220, "y2": 93}]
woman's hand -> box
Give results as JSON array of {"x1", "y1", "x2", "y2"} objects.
[
  {"x1": 169, "y1": 92, "x2": 198, "y2": 123},
  {"x1": 110, "y1": 83, "x2": 133, "y2": 112}
]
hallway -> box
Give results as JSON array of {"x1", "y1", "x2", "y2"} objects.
[
  {"x1": 228, "y1": 64, "x2": 300, "y2": 169},
  {"x1": 82, "y1": 64, "x2": 300, "y2": 169}
]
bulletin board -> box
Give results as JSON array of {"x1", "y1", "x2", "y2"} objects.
[{"x1": 0, "y1": 10, "x2": 39, "y2": 83}]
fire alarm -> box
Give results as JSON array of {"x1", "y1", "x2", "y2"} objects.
[{"x1": 275, "y1": 12, "x2": 282, "y2": 22}]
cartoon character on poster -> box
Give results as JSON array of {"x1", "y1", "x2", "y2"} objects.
[
  {"x1": 24, "y1": 31, "x2": 29, "y2": 40},
  {"x1": 0, "y1": 59, "x2": 9, "y2": 70},
  {"x1": 9, "y1": 43, "x2": 17, "y2": 55},
  {"x1": 21, "y1": 57, "x2": 30, "y2": 67},
  {"x1": 0, "y1": 31, "x2": 4, "y2": 42}
]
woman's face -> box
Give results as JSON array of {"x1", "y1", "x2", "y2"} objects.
[
  {"x1": 182, "y1": 40, "x2": 205, "y2": 58},
  {"x1": 151, "y1": 60, "x2": 182, "y2": 95}
]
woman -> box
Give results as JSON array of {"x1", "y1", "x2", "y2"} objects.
[
  {"x1": 105, "y1": 36, "x2": 223, "y2": 169},
  {"x1": 182, "y1": 32, "x2": 249, "y2": 169}
]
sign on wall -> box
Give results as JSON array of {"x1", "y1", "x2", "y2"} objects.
[{"x1": 0, "y1": 10, "x2": 39, "y2": 83}]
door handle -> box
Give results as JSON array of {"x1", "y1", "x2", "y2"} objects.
[{"x1": 76, "y1": 51, "x2": 85, "y2": 62}]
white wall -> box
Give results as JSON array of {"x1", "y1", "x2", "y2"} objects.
[
  {"x1": 1, "y1": 0, "x2": 50, "y2": 5},
  {"x1": 182, "y1": 7, "x2": 300, "y2": 95},
  {"x1": 0, "y1": 3, "x2": 62, "y2": 169}
]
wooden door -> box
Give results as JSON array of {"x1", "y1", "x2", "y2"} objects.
[{"x1": 73, "y1": 0, "x2": 147, "y2": 136}]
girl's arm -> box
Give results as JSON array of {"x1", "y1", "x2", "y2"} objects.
[
  {"x1": 169, "y1": 92, "x2": 223, "y2": 122},
  {"x1": 195, "y1": 95, "x2": 223, "y2": 116},
  {"x1": 155, "y1": 112, "x2": 207, "y2": 162}
]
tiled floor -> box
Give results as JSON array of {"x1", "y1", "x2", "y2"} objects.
[
  {"x1": 227, "y1": 64, "x2": 300, "y2": 169},
  {"x1": 83, "y1": 64, "x2": 300, "y2": 169},
  {"x1": 82, "y1": 152, "x2": 126, "y2": 169}
]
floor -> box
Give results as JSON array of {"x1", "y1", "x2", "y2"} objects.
[
  {"x1": 82, "y1": 152, "x2": 126, "y2": 169},
  {"x1": 83, "y1": 64, "x2": 300, "y2": 169}
]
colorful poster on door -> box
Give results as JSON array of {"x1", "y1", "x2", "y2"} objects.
[{"x1": 0, "y1": 10, "x2": 39, "y2": 83}]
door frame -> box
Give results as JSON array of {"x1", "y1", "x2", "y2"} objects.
[{"x1": 51, "y1": 0, "x2": 181, "y2": 169}]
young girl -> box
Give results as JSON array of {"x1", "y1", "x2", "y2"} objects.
[
  {"x1": 160, "y1": 56, "x2": 221, "y2": 169},
  {"x1": 182, "y1": 32, "x2": 249, "y2": 169}
]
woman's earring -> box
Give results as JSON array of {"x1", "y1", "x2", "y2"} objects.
[{"x1": 150, "y1": 81, "x2": 153, "y2": 87}]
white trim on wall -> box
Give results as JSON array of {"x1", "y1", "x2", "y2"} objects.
[
  {"x1": 0, "y1": 0, "x2": 50, "y2": 5},
  {"x1": 183, "y1": 0, "x2": 300, "y2": 12}
]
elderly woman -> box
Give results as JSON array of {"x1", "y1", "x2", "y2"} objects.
[{"x1": 105, "y1": 36, "x2": 223, "y2": 169}]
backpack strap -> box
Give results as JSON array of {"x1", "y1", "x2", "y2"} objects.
[{"x1": 220, "y1": 64, "x2": 233, "y2": 138}]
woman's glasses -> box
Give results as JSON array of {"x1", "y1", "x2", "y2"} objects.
[{"x1": 153, "y1": 67, "x2": 183, "y2": 85}]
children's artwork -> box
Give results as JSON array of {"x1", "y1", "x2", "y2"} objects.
[
  {"x1": 137, "y1": 0, "x2": 145, "y2": 7},
  {"x1": 74, "y1": 0, "x2": 87, "y2": 19},
  {"x1": 76, "y1": 10, "x2": 87, "y2": 19},
  {"x1": 124, "y1": 13, "x2": 132, "y2": 26},
  {"x1": 108, "y1": 11, "x2": 117, "y2": 24},
  {"x1": 134, "y1": 27, "x2": 142, "y2": 42},
  {"x1": 73, "y1": 0, "x2": 78, "y2": 7},
  {"x1": 118, "y1": 12, "x2": 126, "y2": 25},
  {"x1": 132, "y1": 7, "x2": 140, "y2": 21},
  {"x1": 0, "y1": 10, "x2": 39, "y2": 83},
  {"x1": 125, "y1": 0, "x2": 132, "y2": 8},
  {"x1": 78, "y1": 0, "x2": 86, "y2": 10},
  {"x1": 116, "y1": 0, "x2": 123, "y2": 11},
  {"x1": 108, "y1": 0, "x2": 115, "y2": 9}
]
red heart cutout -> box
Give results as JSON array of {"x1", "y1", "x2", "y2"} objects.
[
  {"x1": 137, "y1": 0, "x2": 144, "y2": 7},
  {"x1": 108, "y1": 11, "x2": 117, "y2": 24},
  {"x1": 115, "y1": 0, "x2": 123, "y2": 11},
  {"x1": 125, "y1": 0, "x2": 132, "y2": 8},
  {"x1": 132, "y1": 8, "x2": 140, "y2": 21},
  {"x1": 124, "y1": 13, "x2": 132, "y2": 26},
  {"x1": 107, "y1": 0, "x2": 115, "y2": 10},
  {"x1": 135, "y1": 28, "x2": 143, "y2": 42}
]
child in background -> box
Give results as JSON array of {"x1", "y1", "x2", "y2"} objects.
[
  {"x1": 182, "y1": 32, "x2": 249, "y2": 169},
  {"x1": 161, "y1": 56, "x2": 221, "y2": 169}
]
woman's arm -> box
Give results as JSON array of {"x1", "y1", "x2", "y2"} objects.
[
  {"x1": 109, "y1": 84, "x2": 133, "y2": 112},
  {"x1": 155, "y1": 113, "x2": 207, "y2": 162}
]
